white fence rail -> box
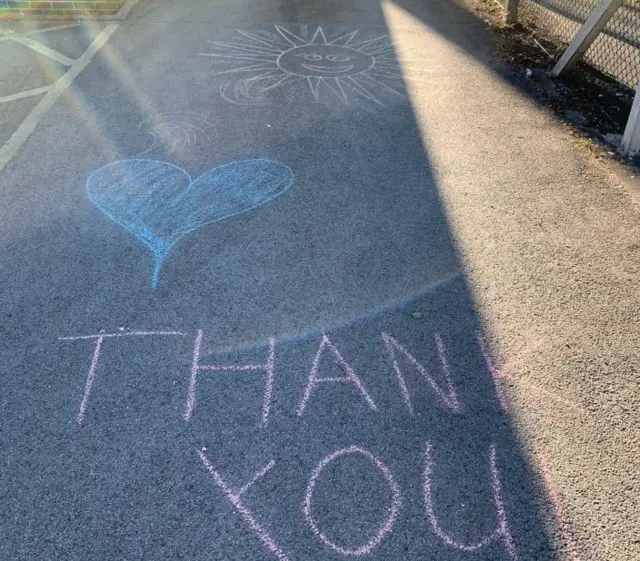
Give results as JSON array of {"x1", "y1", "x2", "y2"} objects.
[{"x1": 503, "y1": 0, "x2": 640, "y2": 155}]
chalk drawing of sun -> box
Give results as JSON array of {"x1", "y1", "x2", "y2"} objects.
[{"x1": 198, "y1": 26, "x2": 416, "y2": 105}]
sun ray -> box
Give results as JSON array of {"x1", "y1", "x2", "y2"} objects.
[
  {"x1": 344, "y1": 76, "x2": 385, "y2": 105},
  {"x1": 398, "y1": 74, "x2": 436, "y2": 83},
  {"x1": 307, "y1": 76, "x2": 321, "y2": 101},
  {"x1": 354, "y1": 73, "x2": 405, "y2": 97},
  {"x1": 370, "y1": 61, "x2": 404, "y2": 71},
  {"x1": 258, "y1": 28, "x2": 288, "y2": 40},
  {"x1": 309, "y1": 27, "x2": 327, "y2": 44},
  {"x1": 372, "y1": 64, "x2": 403, "y2": 71},
  {"x1": 366, "y1": 44, "x2": 396, "y2": 56},
  {"x1": 206, "y1": 41, "x2": 282, "y2": 54},
  {"x1": 351, "y1": 35, "x2": 390, "y2": 53},
  {"x1": 198, "y1": 53, "x2": 278, "y2": 62},
  {"x1": 375, "y1": 63, "x2": 430, "y2": 71},
  {"x1": 375, "y1": 57, "x2": 434, "y2": 69},
  {"x1": 275, "y1": 25, "x2": 309, "y2": 47},
  {"x1": 377, "y1": 55, "x2": 427, "y2": 61},
  {"x1": 382, "y1": 65, "x2": 436, "y2": 73},
  {"x1": 329, "y1": 30, "x2": 359, "y2": 46},
  {"x1": 377, "y1": 49, "x2": 419, "y2": 56},
  {"x1": 235, "y1": 29, "x2": 288, "y2": 50},
  {"x1": 323, "y1": 77, "x2": 348, "y2": 103},
  {"x1": 372, "y1": 64, "x2": 402, "y2": 72},
  {"x1": 368, "y1": 69, "x2": 404, "y2": 81},
  {"x1": 369, "y1": 70, "x2": 433, "y2": 84},
  {"x1": 250, "y1": 69, "x2": 288, "y2": 78},
  {"x1": 213, "y1": 62, "x2": 281, "y2": 75}
]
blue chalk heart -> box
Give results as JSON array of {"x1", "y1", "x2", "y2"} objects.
[{"x1": 87, "y1": 158, "x2": 294, "y2": 287}]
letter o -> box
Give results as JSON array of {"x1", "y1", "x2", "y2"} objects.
[{"x1": 302, "y1": 445, "x2": 402, "y2": 556}]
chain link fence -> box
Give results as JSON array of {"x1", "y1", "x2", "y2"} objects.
[{"x1": 517, "y1": 0, "x2": 640, "y2": 88}]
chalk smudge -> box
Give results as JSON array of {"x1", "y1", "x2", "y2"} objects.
[{"x1": 134, "y1": 112, "x2": 214, "y2": 157}]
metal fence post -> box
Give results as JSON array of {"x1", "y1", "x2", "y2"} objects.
[
  {"x1": 504, "y1": 0, "x2": 520, "y2": 24},
  {"x1": 622, "y1": 85, "x2": 640, "y2": 156},
  {"x1": 551, "y1": 0, "x2": 624, "y2": 77}
]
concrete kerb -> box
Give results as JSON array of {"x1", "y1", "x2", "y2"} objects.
[{"x1": 0, "y1": 0, "x2": 140, "y2": 22}]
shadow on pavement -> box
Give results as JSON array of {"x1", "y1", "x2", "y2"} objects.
[{"x1": 0, "y1": 1, "x2": 568, "y2": 559}]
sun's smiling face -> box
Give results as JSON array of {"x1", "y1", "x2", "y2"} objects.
[
  {"x1": 277, "y1": 45, "x2": 374, "y2": 77},
  {"x1": 199, "y1": 26, "x2": 420, "y2": 105}
]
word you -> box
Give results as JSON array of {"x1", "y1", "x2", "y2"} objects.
[
  {"x1": 199, "y1": 26, "x2": 422, "y2": 105},
  {"x1": 60, "y1": 329, "x2": 508, "y2": 426},
  {"x1": 86, "y1": 158, "x2": 294, "y2": 287},
  {"x1": 198, "y1": 442, "x2": 517, "y2": 559}
]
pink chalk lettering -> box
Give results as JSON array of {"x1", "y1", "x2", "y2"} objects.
[
  {"x1": 76, "y1": 331, "x2": 105, "y2": 425},
  {"x1": 303, "y1": 446, "x2": 402, "y2": 556},
  {"x1": 59, "y1": 329, "x2": 185, "y2": 425},
  {"x1": 476, "y1": 331, "x2": 509, "y2": 412},
  {"x1": 381, "y1": 333, "x2": 460, "y2": 415},
  {"x1": 536, "y1": 451, "x2": 582, "y2": 561},
  {"x1": 297, "y1": 335, "x2": 377, "y2": 416},
  {"x1": 198, "y1": 448, "x2": 291, "y2": 561},
  {"x1": 422, "y1": 442, "x2": 518, "y2": 559},
  {"x1": 59, "y1": 330, "x2": 185, "y2": 341},
  {"x1": 183, "y1": 331, "x2": 276, "y2": 426}
]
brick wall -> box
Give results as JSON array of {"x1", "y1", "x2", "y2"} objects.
[{"x1": 0, "y1": 1, "x2": 127, "y2": 17}]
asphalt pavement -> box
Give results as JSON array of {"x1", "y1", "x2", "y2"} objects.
[{"x1": 0, "y1": 1, "x2": 638, "y2": 560}]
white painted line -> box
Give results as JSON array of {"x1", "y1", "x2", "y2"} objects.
[
  {"x1": 551, "y1": 0, "x2": 623, "y2": 76},
  {"x1": 11, "y1": 36, "x2": 76, "y2": 67},
  {"x1": 0, "y1": 24, "x2": 80, "y2": 42},
  {"x1": 0, "y1": 24, "x2": 119, "y2": 174},
  {"x1": 0, "y1": 86, "x2": 51, "y2": 104},
  {"x1": 115, "y1": 0, "x2": 141, "y2": 20}
]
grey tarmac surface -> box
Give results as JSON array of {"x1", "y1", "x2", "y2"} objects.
[{"x1": 0, "y1": 1, "x2": 638, "y2": 561}]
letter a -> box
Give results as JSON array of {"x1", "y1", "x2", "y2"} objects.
[{"x1": 297, "y1": 335, "x2": 377, "y2": 416}]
